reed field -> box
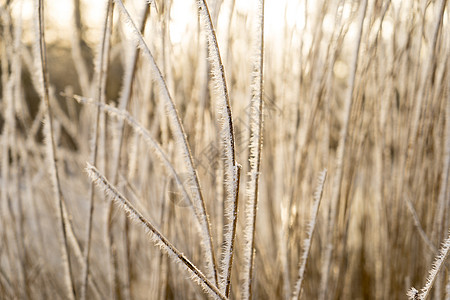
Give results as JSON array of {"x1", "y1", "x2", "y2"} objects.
[{"x1": 0, "y1": 0, "x2": 449, "y2": 299}]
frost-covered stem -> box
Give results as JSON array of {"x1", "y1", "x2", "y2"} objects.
[
  {"x1": 86, "y1": 164, "x2": 228, "y2": 300},
  {"x1": 112, "y1": 8, "x2": 149, "y2": 300},
  {"x1": 292, "y1": 170, "x2": 327, "y2": 300},
  {"x1": 80, "y1": 1, "x2": 113, "y2": 300},
  {"x1": 225, "y1": 164, "x2": 241, "y2": 297},
  {"x1": 113, "y1": 0, "x2": 218, "y2": 284},
  {"x1": 35, "y1": 1, "x2": 76, "y2": 299},
  {"x1": 70, "y1": 95, "x2": 195, "y2": 213},
  {"x1": 110, "y1": 2, "x2": 149, "y2": 186},
  {"x1": 319, "y1": 1, "x2": 367, "y2": 299},
  {"x1": 408, "y1": 229, "x2": 450, "y2": 300},
  {"x1": 196, "y1": 0, "x2": 236, "y2": 165},
  {"x1": 62, "y1": 200, "x2": 103, "y2": 299},
  {"x1": 242, "y1": 0, "x2": 264, "y2": 298},
  {"x1": 219, "y1": 167, "x2": 240, "y2": 296},
  {"x1": 196, "y1": 0, "x2": 239, "y2": 293}
]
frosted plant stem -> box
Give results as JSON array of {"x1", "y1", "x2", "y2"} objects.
[
  {"x1": 196, "y1": 0, "x2": 239, "y2": 294},
  {"x1": 111, "y1": 6, "x2": 150, "y2": 300},
  {"x1": 225, "y1": 164, "x2": 241, "y2": 298},
  {"x1": 196, "y1": 0, "x2": 236, "y2": 165},
  {"x1": 69, "y1": 95, "x2": 196, "y2": 222},
  {"x1": 408, "y1": 230, "x2": 450, "y2": 300},
  {"x1": 241, "y1": 0, "x2": 264, "y2": 299},
  {"x1": 291, "y1": 170, "x2": 327, "y2": 300},
  {"x1": 62, "y1": 200, "x2": 103, "y2": 299},
  {"x1": 35, "y1": 0, "x2": 76, "y2": 299},
  {"x1": 86, "y1": 164, "x2": 228, "y2": 300},
  {"x1": 80, "y1": 1, "x2": 113, "y2": 300},
  {"x1": 113, "y1": 0, "x2": 218, "y2": 284},
  {"x1": 110, "y1": 2, "x2": 149, "y2": 186}
]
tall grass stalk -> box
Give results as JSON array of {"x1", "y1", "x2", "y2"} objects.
[
  {"x1": 113, "y1": 0, "x2": 219, "y2": 285},
  {"x1": 86, "y1": 163, "x2": 227, "y2": 300},
  {"x1": 292, "y1": 169, "x2": 327, "y2": 300},
  {"x1": 196, "y1": 0, "x2": 240, "y2": 295},
  {"x1": 80, "y1": 1, "x2": 113, "y2": 299},
  {"x1": 109, "y1": 7, "x2": 150, "y2": 297},
  {"x1": 404, "y1": 192, "x2": 436, "y2": 253},
  {"x1": 34, "y1": 0, "x2": 76, "y2": 298},
  {"x1": 241, "y1": 0, "x2": 264, "y2": 298},
  {"x1": 319, "y1": 1, "x2": 368, "y2": 299},
  {"x1": 70, "y1": 95, "x2": 195, "y2": 210},
  {"x1": 408, "y1": 230, "x2": 450, "y2": 300},
  {"x1": 405, "y1": 0, "x2": 447, "y2": 174},
  {"x1": 431, "y1": 0, "x2": 450, "y2": 249},
  {"x1": 109, "y1": 2, "x2": 149, "y2": 186},
  {"x1": 1, "y1": 0, "x2": 449, "y2": 298}
]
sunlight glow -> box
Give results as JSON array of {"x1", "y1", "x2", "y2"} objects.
[{"x1": 169, "y1": 0, "x2": 195, "y2": 45}]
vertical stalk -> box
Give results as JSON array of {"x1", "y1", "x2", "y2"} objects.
[
  {"x1": 114, "y1": 0, "x2": 219, "y2": 285},
  {"x1": 319, "y1": 1, "x2": 367, "y2": 299},
  {"x1": 242, "y1": 0, "x2": 265, "y2": 298},
  {"x1": 35, "y1": 0, "x2": 76, "y2": 298},
  {"x1": 196, "y1": 0, "x2": 240, "y2": 294},
  {"x1": 80, "y1": 1, "x2": 114, "y2": 299}
]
